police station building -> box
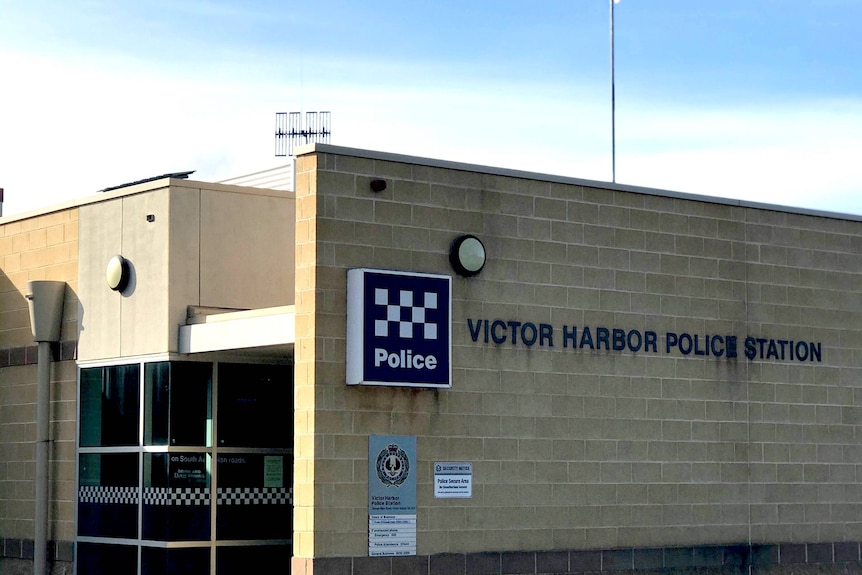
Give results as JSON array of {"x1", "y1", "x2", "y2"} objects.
[{"x1": 2, "y1": 144, "x2": 862, "y2": 575}]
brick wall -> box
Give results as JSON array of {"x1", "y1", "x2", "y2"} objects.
[
  {"x1": 293, "y1": 146, "x2": 862, "y2": 574},
  {"x1": 0, "y1": 208, "x2": 79, "y2": 562}
]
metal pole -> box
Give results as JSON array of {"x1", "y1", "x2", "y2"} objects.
[{"x1": 610, "y1": 0, "x2": 616, "y2": 183}]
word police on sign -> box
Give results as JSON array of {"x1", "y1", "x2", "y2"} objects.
[{"x1": 347, "y1": 269, "x2": 452, "y2": 388}]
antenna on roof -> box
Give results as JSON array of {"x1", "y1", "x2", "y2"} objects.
[{"x1": 275, "y1": 111, "x2": 331, "y2": 157}]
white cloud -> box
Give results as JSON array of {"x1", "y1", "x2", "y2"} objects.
[
  {"x1": 2, "y1": 49, "x2": 860, "y2": 219},
  {"x1": 615, "y1": 99, "x2": 862, "y2": 214}
]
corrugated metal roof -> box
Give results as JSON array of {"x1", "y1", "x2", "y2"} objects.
[{"x1": 218, "y1": 162, "x2": 295, "y2": 191}]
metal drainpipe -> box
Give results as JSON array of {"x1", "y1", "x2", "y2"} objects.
[{"x1": 26, "y1": 281, "x2": 66, "y2": 575}]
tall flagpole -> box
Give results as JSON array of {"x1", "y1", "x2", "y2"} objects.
[{"x1": 610, "y1": 0, "x2": 617, "y2": 183}]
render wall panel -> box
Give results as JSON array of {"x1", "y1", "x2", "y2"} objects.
[
  {"x1": 200, "y1": 190, "x2": 295, "y2": 310},
  {"x1": 78, "y1": 200, "x2": 124, "y2": 361}
]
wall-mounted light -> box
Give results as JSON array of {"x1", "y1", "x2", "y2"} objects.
[
  {"x1": 106, "y1": 254, "x2": 130, "y2": 292},
  {"x1": 449, "y1": 235, "x2": 486, "y2": 277},
  {"x1": 370, "y1": 179, "x2": 387, "y2": 193}
]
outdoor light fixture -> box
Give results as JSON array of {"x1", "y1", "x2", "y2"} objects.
[
  {"x1": 106, "y1": 254, "x2": 130, "y2": 292},
  {"x1": 449, "y1": 235, "x2": 486, "y2": 277},
  {"x1": 370, "y1": 179, "x2": 387, "y2": 193}
]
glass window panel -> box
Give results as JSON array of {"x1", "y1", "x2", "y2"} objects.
[
  {"x1": 77, "y1": 542, "x2": 138, "y2": 575},
  {"x1": 144, "y1": 362, "x2": 170, "y2": 446},
  {"x1": 217, "y1": 364, "x2": 292, "y2": 448},
  {"x1": 80, "y1": 365, "x2": 140, "y2": 447},
  {"x1": 145, "y1": 362, "x2": 212, "y2": 447},
  {"x1": 216, "y1": 454, "x2": 292, "y2": 540},
  {"x1": 142, "y1": 546, "x2": 210, "y2": 575},
  {"x1": 216, "y1": 545, "x2": 291, "y2": 575},
  {"x1": 143, "y1": 452, "x2": 211, "y2": 541},
  {"x1": 77, "y1": 453, "x2": 139, "y2": 539},
  {"x1": 169, "y1": 362, "x2": 212, "y2": 446}
]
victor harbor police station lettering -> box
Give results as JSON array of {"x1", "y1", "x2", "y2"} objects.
[{"x1": 468, "y1": 320, "x2": 823, "y2": 362}]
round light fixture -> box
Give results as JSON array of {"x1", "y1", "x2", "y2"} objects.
[
  {"x1": 449, "y1": 235, "x2": 486, "y2": 277},
  {"x1": 106, "y1": 254, "x2": 130, "y2": 292}
]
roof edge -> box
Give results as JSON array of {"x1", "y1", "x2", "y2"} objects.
[
  {"x1": 0, "y1": 177, "x2": 293, "y2": 224},
  {"x1": 296, "y1": 143, "x2": 862, "y2": 223}
]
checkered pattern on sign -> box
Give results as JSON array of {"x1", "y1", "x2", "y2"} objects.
[
  {"x1": 216, "y1": 487, "x2": 292, "y2": 506},
  {"x1": 374, "y1": 288, "x2": 438, "y2": 340},
  {"x1": 143, "y1": 487, "x2": 211, "y2": 506},
  {"x1": 78, "y1": 486, "x2": 137, "y2": 505}
]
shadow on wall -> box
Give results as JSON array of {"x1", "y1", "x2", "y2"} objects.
[
  {"x1": 0, "y1": 267, "x2": 79, "y2": 571},
  {"x1": 0, "y1": 269, "x2": 79, "y2": 362}
]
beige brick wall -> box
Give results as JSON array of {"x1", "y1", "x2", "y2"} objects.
[
  {"x1": 1, "y1": 210, "x2": 78, "y2": 346},
  {"x1": 294, "y1": 153, "x2": 320, "y2": 558},
  {"x1": 0, "y1": 209, "x2": 79, "y2": 542},
  {"x1": 296, "y1": 147, "x2": 862, "y2": 561}
]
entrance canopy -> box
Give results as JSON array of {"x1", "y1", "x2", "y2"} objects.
[{"x1": 179, "y1": 306, "x2": 295, "y2": 356}]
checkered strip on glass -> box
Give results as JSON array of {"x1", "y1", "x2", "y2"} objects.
[
  {"x1": 143, "y1": 487, "x2": 211, "y2": 506},
  {"x1": 216, "y1": 487, "x2": 292, "y2": 506},
  {"x1": 374, "y1": 288, "x2": 438, "y2": 340},
  {"x1": 78, "y1": 486, "x2": 138, "y2": 505}
]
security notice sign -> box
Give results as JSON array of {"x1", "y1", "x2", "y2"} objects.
[{"x1": 434, "y1": 462, "x2": 472, "y2": 498}]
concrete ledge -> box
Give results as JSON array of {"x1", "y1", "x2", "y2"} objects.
[
  {"x1": 0, "y1": 538, "x2": 74, "y2": 562},
  {"x1": 296, "y1": 542, "x2": 862, "y2": 575},
  {"x1": 0, "y1": 341, "x2": 77, "y2": 368},
  {"x1": 179, "y1": 306, "x2": 295, "y2": 354},
  {"x1": 5, "y1": 540, "x2": 860, "y2": 574}
]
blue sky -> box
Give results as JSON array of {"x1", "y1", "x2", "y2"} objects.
[{"x1": 1, "y1": 0, "x2": 861, "y2": 216}]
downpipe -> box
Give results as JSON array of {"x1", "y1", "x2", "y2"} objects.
[{"x1": 26, "y1": 281, "x2": 66, "y2": 575}]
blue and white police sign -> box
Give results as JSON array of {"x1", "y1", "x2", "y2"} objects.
[{"x1": 347, "y1": 269, "x2": 452, "y2": 388}]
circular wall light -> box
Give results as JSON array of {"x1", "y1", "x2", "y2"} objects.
[
  {"x1": 106, "y1": 254, "x2": 130, "y2": 292},
  {"x1": 449, "y1": 235, "x2": 486, "y2": 277}
]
